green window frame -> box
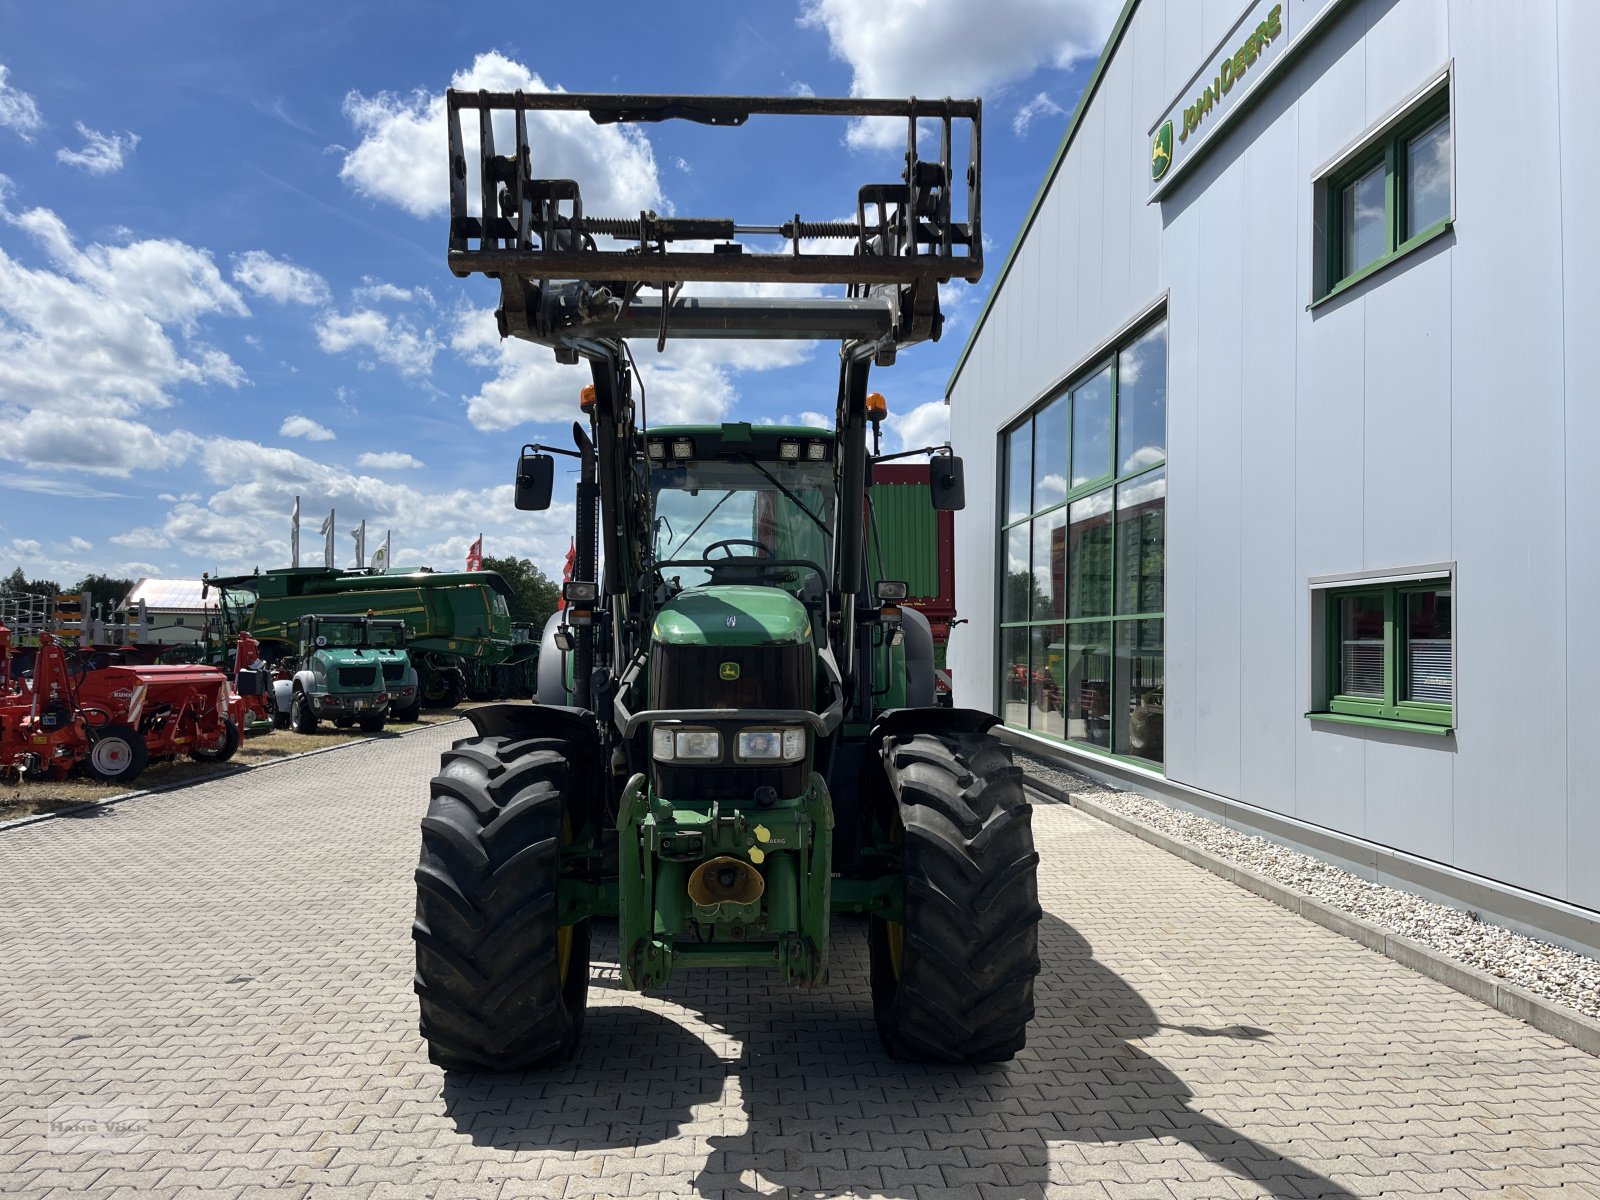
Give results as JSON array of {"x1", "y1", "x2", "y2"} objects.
[
  {"x1": 997, "y1": 315, "x2": 1167, "y2": 768},
  {"x1": 1317, "y1": 580, "x2": 1453, "y2": 731},
  {"x1": 1320, "y1": 90, "x2": 1452, "y2": 301}
]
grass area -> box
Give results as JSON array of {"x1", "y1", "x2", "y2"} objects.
[{"x1": 0, "y1": 704, "x2": 480, "y2": 822}]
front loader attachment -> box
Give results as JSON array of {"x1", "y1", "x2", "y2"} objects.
[{"x1": 444, "y1": 91, "x2": 982, "y2": 357}]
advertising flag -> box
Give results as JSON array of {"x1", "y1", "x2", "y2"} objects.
[
  {"x1": 291, "y1": 496, "x2": 301, "y2": 568},
  {"x1": 466, "y1": 534, "x2": 483, "y2": 572},
  {"x1": 371, "y1": 530, "x2": 391, "y2": 572},
  {"x1": 320, "y1": 509, "x2": 335, "y2": 568},
  {"x1": 351, "y1": 519, "x2": 366, "y2": 569}
]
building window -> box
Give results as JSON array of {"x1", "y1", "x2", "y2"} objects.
[
  {"x1": 1318, "y1": 580, "x2": 1453, "y2": 729},
  {"x1": 998, "y1": 316, "x2": 1166, "y2": 765},
  {"x1": 1320, "y1": 88, "x2": 1451, "y2": 299}
]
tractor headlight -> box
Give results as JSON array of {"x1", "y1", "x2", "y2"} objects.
[
  {"x1": 652, "y1": 726, "x2": 721, "y2": 762},
  {"x1": 734, "y1": 726, "x2": 806, "y2": 763}
]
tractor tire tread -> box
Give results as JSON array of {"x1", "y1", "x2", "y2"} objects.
[{"x1": 871, "y1": 729, "x2": 1039, "y2": 1064}]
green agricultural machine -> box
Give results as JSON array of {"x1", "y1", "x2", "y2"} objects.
[
  {"x1": 414, "y1": 92, "x2": 1040, "y2": 1068},
  {"x1": 206, "y1": 566, "x2": 530, "y2": 707},
  {"x1": 279, "y1": 613, "x2": 417, "y2": 732}
]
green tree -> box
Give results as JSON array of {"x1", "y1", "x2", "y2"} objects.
[
  {"x1": 71, "y1": 574, "x2": 136, "y2": 611},
  {"x1": 2, "y1": 567, "x2": 61, "y2": 597},
  {"x1": 481, "y1": 555, "x2": 560, "y2": 631}
]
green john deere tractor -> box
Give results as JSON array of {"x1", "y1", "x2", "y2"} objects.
[{"x1": 413, "y1": 91, "x2": 1040, "y2": 1067}]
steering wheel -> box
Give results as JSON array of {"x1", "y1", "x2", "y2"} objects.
[{"x1": 705, "y1": 538, "x2": 773, "y2": 559}]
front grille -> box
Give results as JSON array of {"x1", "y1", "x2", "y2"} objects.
[
  {"x1": 649, "y1": 641, "x2": 813, "y2": 802},
  {"x1": 338, "y1": 665, "x2": 378, "y2": 688},
  {"x1": 381, "y1": 663, "x2": 406, "y2": 682}
]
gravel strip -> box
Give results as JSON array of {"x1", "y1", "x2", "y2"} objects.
[{"x1": 1016, "y1": 751, "x2": 1600, "y2": 1021}]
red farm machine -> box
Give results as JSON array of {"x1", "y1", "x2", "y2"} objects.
[{"x1": 1, "y1": 623, "x2": 241, "y2": 786}]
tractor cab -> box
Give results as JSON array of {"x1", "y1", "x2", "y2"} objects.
[{"x1": 648, "y1": 425, "x2": 834, "y2": 600}]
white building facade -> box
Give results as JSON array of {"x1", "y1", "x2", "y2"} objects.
[{"x1": 947, "y1": 0, "x2": 1599, "y2": 950}]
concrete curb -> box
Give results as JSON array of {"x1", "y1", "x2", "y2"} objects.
[
  {"x1": 1022, "y1": 774, "x2": 1600, "y2": 1058},
  {"x1": 0, "y1": 717, "x2": 469, "y2": 835}
]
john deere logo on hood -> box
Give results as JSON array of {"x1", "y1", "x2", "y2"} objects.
[{"x1": 719, "y1": 662, "x2": 740, "y2": 681}]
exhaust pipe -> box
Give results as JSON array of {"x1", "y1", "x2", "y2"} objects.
[{"x1": 686, "y1": 856, "x2": 765, "y2": 918}]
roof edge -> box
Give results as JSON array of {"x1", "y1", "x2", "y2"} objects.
[{"x1": 944, "y1": 0, "x2": 1142, "y2": 400}]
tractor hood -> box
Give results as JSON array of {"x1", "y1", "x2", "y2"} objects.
[{"x1": 652, "y1": 586, "x2": 811, "y2": 647}]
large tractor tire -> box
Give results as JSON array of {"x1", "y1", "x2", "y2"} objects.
[
  {"x1": 85, "y1": 723, "x2": 149, "y2": 785},
  {"x1": 421, "y1": 669, "x2": 463, "y2": 710},
  {"x1": 290, "y1": 689, "x2": 318, "y2": 735},
  {"x1": 869, "y1": 729, "x2": 1041, "y2": 1062},
  {"x1": 413, "y1": 734, "x2": 590, "y2": 1071},
  {"x1": 191, "y1": 717, "x2": 240, "y2": 763}
]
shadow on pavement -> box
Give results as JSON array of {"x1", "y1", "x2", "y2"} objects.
[{"x1": 439, "y1": 915, "x2": 1355, "y2": 1199}]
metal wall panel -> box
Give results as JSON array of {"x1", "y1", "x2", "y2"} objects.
[
  {"x1": 1558, "y1": 0, "x2": 1600, "y2": 909},
  {"x1": 1161, "y1": 209, "x2": 1201, "y2": 786},
  {"x1": 1186, "y1": 157, "x2": 1246, "y2": 800},
  {"x1": 1288, "y1": 3, "x2": 1372, "y2": 836},
  {"x1": 1446, "y1": 0, "x2": 1567, "y2": 897},
  {"x1": 1237, "y1": 98, "x2": 1302, "y2": 816},
  {"x1": 1360, "y1": 251, "x2": 1453, "y2": 573}
]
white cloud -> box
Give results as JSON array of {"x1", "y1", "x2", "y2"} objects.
[
  {"x1": 672, "y1": 156, "x2": 692, "y2": 174},
  {"x1": 798, "y1": 0, "x2": 1118, "y2": 148},
  {"x1": 279, "y1": 414, "x2": 336, "y2": 441},
  {"x1": 67, "y1": 536, "x2": 93, "y2": 553},
  {"x1": 885, "y1": 399, "x2": 950, "y2": 456},
  {"x1": 317, "y1": 307, "x2": 439, "y2": 377},
  {"x1": 0, "y1": 66, "x2": 42, "y2": 142},
  {"x1": 232, "y1": 250, "x2": 331, "y2": 306},
  {"x1": 110, "y1": 526, "x2": 171, "y2": 550},
  {"x1": 340, "y1": 51, "x2": 662, "y2": 220},
  {"x1": 352, "y1": 280, "x2": 415, "y2": 304},
  {"x1": 788, "y1": 81, "x2": 816, "y2": 99},
  {"x1": 449, "y1": 303, "x2": 813, "y2": 432},
  {"x1": 1013, "y1": 91, "x2": 1066, "y2": 136},
  {"x1": 0, "y1": 475, "x2": 131, "y2": 500},
  {"x1": 356, "y1": 451, "x2": 425, "y2": 470},
  {"x1": 0, "y1": 408, "x2": 200, "y2": 476},
  {"x1": 56, "y1": 123, "x2": 140, "y2": 174}
]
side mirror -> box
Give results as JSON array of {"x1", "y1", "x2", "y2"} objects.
[
  {"x1": 929, "y1": 455, "x2": 966, "y2": 511},
  {"x1": 514, "y1": 450, "x2": 555, "y2": 511}
]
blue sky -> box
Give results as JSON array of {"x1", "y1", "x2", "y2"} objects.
[{"x1": 0, "y1": 0, "x2": 1113, "y2": 586}]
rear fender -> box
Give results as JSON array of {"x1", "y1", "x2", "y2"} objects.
[
  {"x1": 271, "y1": 679, "x2": 293, "y2": 715},
  {"x1": 464, "y1": 702, "x2": 598, "y2": 748},
  {"x1": 861, "y1": 706, "x2": 1005, "y2": 837}
]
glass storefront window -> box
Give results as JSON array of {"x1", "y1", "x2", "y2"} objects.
[
  {"x1": 1113, "y1": 619, "x2": 1164, "y2": 764},
  {"x1": 1032, "y1": 508, "x2": 1066, "y2": 619},
  {"x1": 1064, "y1": 623, "x2": 1112, "y2": 749},
  {"x1": 997, "y1": 316, "x2": 1166, "y2": 768},
  {"x1": 1116, "y1": 322, "x2": 1166, "y2": 474},
  {"x1": 1116, "y1": 468, "x2": 1165, "y2": 615},
  {"x1": 1005, "y1": 421, "x2": 1032, "y2": 524},
  {"x1": 1029, "y1": 625, "x2": 1066, "y2": 737},
  {"x1": 1068, "y1": 490, "x2": 1113, "y2": 618},
  {"x1": 1002, "y1": 524, "x2": 1032, "y2": 622},
  {"x1": 1033, "y1": 397, "x2": 1069, "y2": 513},
  {"x1": 1070, "y1": 366, "x2": 1112, "y2": 488}
]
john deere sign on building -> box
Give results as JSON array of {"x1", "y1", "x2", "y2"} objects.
[{"x1": 1147, "y1": 0, "x2": 1348, "y2": 198}]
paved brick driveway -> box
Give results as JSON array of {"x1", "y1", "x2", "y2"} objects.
[{"x1": 2, "y1": 721, "x2": 1599, "y2": 1199}]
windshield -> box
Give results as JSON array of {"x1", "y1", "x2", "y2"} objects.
[
  {"x1": 652, "y1": 460, "x2": 834, "y2": 591},
  {"x1": 367, "y1": 623, "x2": 404, "y2": 648},
  {"x1": 313, "y1": 620, "x2": 366, "y2": 647}
]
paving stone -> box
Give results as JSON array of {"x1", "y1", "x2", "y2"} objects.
[{"x1": 4, "y1": 722, "x2": 1600, "y2": 1199}]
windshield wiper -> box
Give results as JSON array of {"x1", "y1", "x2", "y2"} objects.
[
  {"x1": 665, "y1": 489, "x2": 737, "y2": 560},
  {"x1": 741, "y1": 455, "x2": 831, "y2": 537}
]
